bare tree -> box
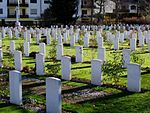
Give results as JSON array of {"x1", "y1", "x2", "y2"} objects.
[
  {"x1": 137, "y1": 0, "x2": 150, "y2": 17},
  {"x1": 95, "y1": 0, "x2": 106, "y2": 23}
]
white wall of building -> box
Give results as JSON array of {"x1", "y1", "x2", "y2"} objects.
[
  {"x1": 29, "y1": 1, "x2": 41, "y2": 18},
  {"x1": 0, "y1": 0, "x2": 8, "y2": 18},
  {"x1": 41, "y1": 1, "x2": 49, "y2": 14}
]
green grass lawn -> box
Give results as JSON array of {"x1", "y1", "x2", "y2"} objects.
[
  {"x1": 0, "y1": 32, "x2": 150, "y2": 113},
  {"x1": 0, "y1": 102, "x2": 35, "y2": 113}
]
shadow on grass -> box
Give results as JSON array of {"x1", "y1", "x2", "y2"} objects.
[
  {"x1": 71, "y1": 66, "x2": 91, "y2": 70},
  {"x1": 76, "y1": 91, "x2": 135, "y2": 104}
]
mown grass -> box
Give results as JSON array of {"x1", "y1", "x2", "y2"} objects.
[
  {"x1": 0, "y1": 32, "x2": 150, "y2": 113},
  {"x1": 0, "y1": 102, "x2": 35, "y2": 113}
]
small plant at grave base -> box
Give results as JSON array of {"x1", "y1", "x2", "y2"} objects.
[
  {"x1": 3, "y1": 57, "x2": 14, "y2": 70},
  {"x1": 48, "y1": 40, "x2": 57, "y2": 62},
  {"x1": 0, "y1": 76, "x2": 9, "y2": 97},
  {"x1": 131, "y1": 51, "x2": 145, "y2": 66},
  {"x1": 78, "y1": 39, "x2": 84, "y2": 46},
  {"x1": 46, "y1": 40, "x2": 61, "y2": 76},
  {"x1": 16, "y1": 43, "x2": 24, "y2": 53},
  {"x1": 102, "y1": 51, "x2": 124, "y2": 85},
  {"x1": 46, "y1": 63, "x2": 61, "y2": 76},
  {"x1": 89, "y1": 38, "x2": 97, "y2": 59},
  {"x1": 105, "y1": 40, "x2": 113, "y2": 49}
]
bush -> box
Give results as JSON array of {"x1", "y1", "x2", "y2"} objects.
[
  {"x1": 102, "y1": 51, "x2": 124, "y2": 84},
  {"x1": 46, "y1": 63, "x2": 61, "y2": 76}
]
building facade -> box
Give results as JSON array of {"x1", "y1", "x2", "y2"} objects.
[{"x1": 0, "y1": 0, "x2": 50, "y2": 19}]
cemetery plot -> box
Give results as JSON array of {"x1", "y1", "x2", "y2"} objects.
[{"x1": 0, "y1": 25, "x2": 150, "y2": 113}]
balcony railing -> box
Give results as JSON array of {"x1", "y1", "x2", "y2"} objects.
[{"x1": 7, "y1": 3, "x2": 29, "y2": 7}]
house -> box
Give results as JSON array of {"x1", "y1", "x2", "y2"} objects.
[
  {"x1": 0, "y1": 0, "x2": 50, "y2": 19},
  {"x1": 79, "y1": 0, "x2": 115, "y2": 23}
]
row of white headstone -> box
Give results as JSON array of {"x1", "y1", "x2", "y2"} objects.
[
  {"x1": 9, "y1": 62, "x2": 140, "y2": 113},
  {"x1": 9, "y1": 70, "x2": 61, "y2": 113},
  {"x1": 1, "y1": 26, "x2": 150, "y2": 53}
]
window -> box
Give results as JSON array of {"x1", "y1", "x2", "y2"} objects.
[
  {"x1": 30, "y1": 0, "x2": 37, "y2": 3},
  {"x1": 44, "y1": 0, "x2": 50, "y2": 4},
  {"x1": 30, "y1": 9, "x2": 37, "y2": 15},
  {"x1": 131, "y1": 5, "x2": 136, "y2": 10},
  {"x1": 82, "y1": 10, "x2": 87, "y2": 15},
  {"x1": 0, "y1": 9, "x2": 3, "y2": 14}
]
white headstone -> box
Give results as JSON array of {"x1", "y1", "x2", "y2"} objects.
[
  {"x1": 61, "y1": 56, "x2": 71, "y2": 80},
  {"x1": 23, "y1": 42, "x2": 30, "y2": 57},
  {"x1": 0, "y1": 49, "x2": 3, "y2": 67},
  {"x1": 127, "y1": 63, "x2": 141, "y2": 92},
  {"x1": 9, "y1": 70, "x2": 22, "y2": 105},
  {"x1": 46, "y1": 77, "x2": 61, "y2": 113},
  {"x1": 114, "y1": 36, "x2": 119, "y2": 50},
  {"x1": 14, "y1": 51, "x2": 22, "y2": 71},
  {"x1": 15, "y1": 30, "x2": 19, "y2": 39},
  {"x1": 76, "y1": 46, "x2": 83, "y2": 62},
  {"x1": 97, "y1": 47, "x2": 105, "y2": 62},
  {"x1": 9, "y1": 30, "x2": 13, "y2": 39},
  {"x1": 27, "y1": 33, "x2": 31, "y2": 43},
  {"x1": 130, "y1": 38, "x2": 136, "y2": 51},
  {"x1": 39, "y1": 43, "x2": 46, "y2": 56},
  {"x1": 91, "y1": 59, "x2": 103, "y2": 85},
  {"x1": 46, "y1": 35, "x2": 51, "y2": 45},
  {"x1": 97, "y1": 37, "x2": 103, "y2": 48},
  {"x1": 123, "y1": 49, "x2": 131, "y2": 67},
  {"x1": 10, "y1": 40, "x2": 15, "y2": 55},
  {"x1": 70, "y1": 35, "x2": 75, "y2": 46},
  {"x1": 36, "y1": 33, "x2": 41, "y2": 44},
  {"x1": 148, "y1": 39, "x2": 150, "y2": 52},
  {"x1": 84, "y1": 32, "x2": 90, "y2": 48},
  {"x1": 0, "y1": 40, "x2": 2, "y2": 48},
  {"x1": 56, "y1": 44, "x2": 63, "y2": 60},
  {"x1": 58, "y1": 35, "x2": 63, "y2": 45},
  {"x1": 139, "y1": 35, "x2": 145, "y2": 47},
  {"x1": 36, "y1": 53, "x2": 45, "y2": 75}
]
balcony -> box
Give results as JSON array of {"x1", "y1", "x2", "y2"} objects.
[{"x1": 7, "y1": 3, "x2": 29, "y2": 7}]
